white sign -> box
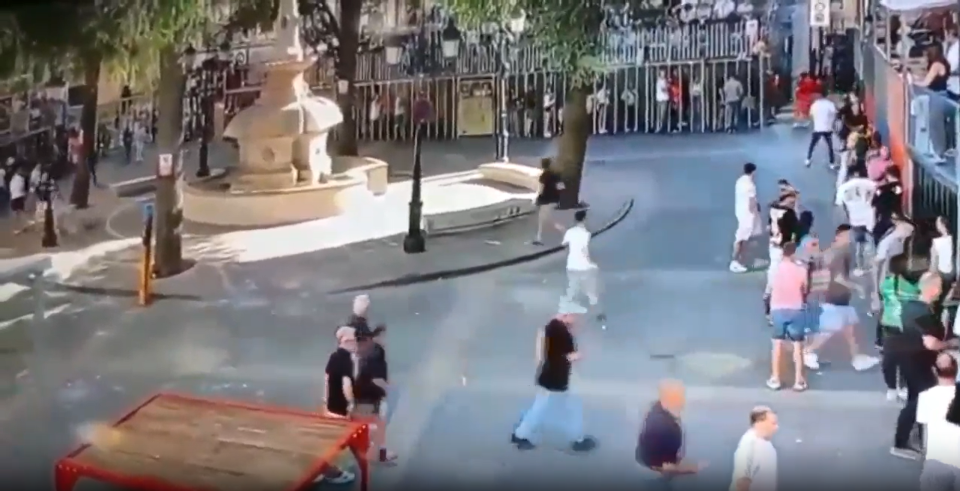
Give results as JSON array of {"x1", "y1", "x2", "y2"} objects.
[
  {"x1": 810, "y1": 0, "x2": 831, "y2": 27},
  {"x1": 158, "y1": 153, "x2": 173, "y2": 177}
]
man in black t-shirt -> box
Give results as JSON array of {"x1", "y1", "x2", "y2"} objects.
[
  {"x1": 346, "y1": 295, "x2": 396, "y2": 464},
  {"x1": 534, "y1": 157, "x2": 563, "y2": 246},
  {"x1": 637, "y1": 380, "x2": 705, "y2": 481},
  {"x1": 511, "y1": 305, "x2": 596, "y2": 452},
  {"x1": 872, "y1": 167, "x2": 904, "y2": 242},
  {"x1": 887, "y1": 272, "x2": 960, "y2": 459},
  {"x1": 318, "y1": 327, "x2": 358, "y2": 485}
]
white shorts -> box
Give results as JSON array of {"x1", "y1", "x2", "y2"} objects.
[{"x1": 734, "y1": 216, "x2": 755, "y2": 242}]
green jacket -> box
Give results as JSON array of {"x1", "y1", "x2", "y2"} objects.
[{"x1": 879, "y1": 275, "x2": 921, "y2": 329}]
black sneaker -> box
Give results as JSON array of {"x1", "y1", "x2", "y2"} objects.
[
  {"x1": 596, "y1": 313, "x2": 607, "y2": 323},
  {"x1": 571, "y1": 436, "x2": 597, "y2": 453},
  {"x1": 532, "y1": 240, "x2": 544, "y2": 246},
  {"x1": 512, "y1": 434, "x2": 535, "y2": 450}
]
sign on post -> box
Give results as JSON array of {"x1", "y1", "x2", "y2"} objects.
[
  {"x1": 809, "y1": 0, "x2": 830, "y2": 27},
  {"x1": 158, "y1": 153, "x2": 174, "y2": 177}
]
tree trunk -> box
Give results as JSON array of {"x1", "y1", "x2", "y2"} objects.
[
  {"x1": 556, "y1": 84, "x2": 590, "y2": 209},
  {"x1": 152, "y1": 46, "x2": 186, "y2": 278},
  {"x1": 334, "y1": 0, "x2": 362, "y2": 156},
  {"x1": 69, "y1": 57, "x2": 101, "y2": 209}
]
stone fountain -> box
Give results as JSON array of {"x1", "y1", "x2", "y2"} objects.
[{"x1": 182, "y1": 0, "x2": 388, "y2": 227}]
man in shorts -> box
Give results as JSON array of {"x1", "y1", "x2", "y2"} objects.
[
  {"x1": 731, "y1": 163, "x2": 759, "y2": 273},
  {"x1": 804, "y1": 224, "x2": 880, "y2": 372}
]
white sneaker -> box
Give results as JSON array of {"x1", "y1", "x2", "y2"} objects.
[
  {"x1": 886, "y1": 389, "x2": 899, "y2": 401},
  {"x1": 729, "y1": 261, "x2": 748, "y2": 273},
  {"x1": 852, "y1": 268, "x2": 864, "y2": 277},
  {"x1": 803, "y1": 352, "x2": 820, "y2": 370},
  {"x1": 898, "y1": 387, "x2": 908, "y2": 400},
  {"x1": 804, "y1": 159, "x2": 811, "y2": 167},
  {"x1": 852, "y1": 354, "x2": 880, "y2": 372}
]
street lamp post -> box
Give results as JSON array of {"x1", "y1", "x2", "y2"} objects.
[
  {"x1": 186, "y1": 43, "x2": 229, "y2": 178},
  {"x1": 494, "y1": 12, "x2": 526, "y2": 163},
  {"x1": 399, "y1": 12, "x2": 459, "y2": 254}
]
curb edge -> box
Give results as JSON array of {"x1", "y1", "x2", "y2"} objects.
[{"x1": 328, "y1": 198, "x2": 635, "y2": 294}]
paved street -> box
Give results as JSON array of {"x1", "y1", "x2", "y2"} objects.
[{"x1": 0, "y1": 126, "x2": 919, "y2": 489}]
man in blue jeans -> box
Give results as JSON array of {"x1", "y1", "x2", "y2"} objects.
[{"x1": 511, "y1": 302, "x2": 597, "y2": 452}]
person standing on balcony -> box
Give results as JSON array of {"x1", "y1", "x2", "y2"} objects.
[
  {"x1": 915, "y1": 44, "x2": 951, "y2": 94},
  {"x1": 943, "y1": 28, "x2": 958, "y2": 101}
]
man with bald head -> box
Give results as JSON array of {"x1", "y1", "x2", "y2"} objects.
[
  {"x1": 917, "y1": 353, "x2": 960, "y2": 489},
  {"x1": 888, "y1": 272, "x2": 960, "y2": 459},
  {"x1": 636, "y1": 380, "x2": 706, "y2": 488}
]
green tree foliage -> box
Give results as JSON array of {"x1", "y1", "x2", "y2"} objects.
[
  {"x1": 443, "y1": 0, "x2": 612, "y2": 206},
  {"x1": 1, "y1": 0, "x2": 272, "y2": 275}
]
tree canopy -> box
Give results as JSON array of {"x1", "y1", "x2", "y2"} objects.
[{"x1": 443, "y1": 0, "x2": 612, "y2": 87}]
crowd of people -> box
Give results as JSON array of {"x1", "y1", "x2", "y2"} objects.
[{"x1": 730, "y1": 81, "x2": 960, "y2": 476}]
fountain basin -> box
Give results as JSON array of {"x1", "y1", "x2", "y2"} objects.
[{"x1": 183, "y1": 156, "x2": 388, "y2": 227}]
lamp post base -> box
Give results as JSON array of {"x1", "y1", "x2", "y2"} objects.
[
  {"x1": 195, "y1": 167, "x2": 210, "y2": 178},
  {"x1": 41, "y1": 206, "x2": 58, "y2": 248},
  {"x1": 402, "y1": 232, "x2": 426, "y2": 254}
]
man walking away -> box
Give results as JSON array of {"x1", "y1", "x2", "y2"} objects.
[
  {"x1": 886, "y1": 273, "x2": 958, "y2": 460},
  {"x1": 723, "y1": 74, "x2": 744, "y2": 133},
  {"x1": 836, "y1": 168, "x2": 878, "y2": 275},
  {"x1": 732, "y1": 163, "x2": 759, "y2": 273},
  {"x1": 133, "y1": 122, "x2": 147, "y2": 163},
  {"x1": 805, "y1": 92, "x2": 837, "y2": 168},
  {"x1": 563, "y1": 209, "x2": 606, "y2": 325},
  {"x1": 637, "y1": 380, "x2": 706, "y2": 489},
  {"x1": 768, "y1": 243, "x2": 808, "y2": 391},
  {"x1": 804, "y1": 224, "x2": 880, "y2": 371},
  {"x1": 917, "y1": 353, "x2": 960, "y2": 488},
  {"x1": 730, "y1": 406, "x2": 779, "y2": 491},
  {"x1": 534, "y1": 158, "x2": 562, "y2": 246},
  {"x1": 511, "y1": 306, "x2": 597, "y2": 453}
]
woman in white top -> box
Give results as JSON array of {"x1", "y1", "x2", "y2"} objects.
[{"x1": 931, "y1": 216, "x2": 957, "y2": 328}]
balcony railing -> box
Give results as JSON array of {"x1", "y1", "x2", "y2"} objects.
[{"x1": 906, "y1": 84, "x2": 958, "y2": 165}]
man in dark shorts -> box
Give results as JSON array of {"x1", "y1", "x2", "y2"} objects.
[{"x1": 534, "y1": 157, "x2": 563, "y2": 245}]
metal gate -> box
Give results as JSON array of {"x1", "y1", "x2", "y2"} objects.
[
  {"x1": 912, "y1": 161, "x2": 957, "y2": 230},
  {"x1": 349, "y1": 55, "x2": 768, "y2": 141}
]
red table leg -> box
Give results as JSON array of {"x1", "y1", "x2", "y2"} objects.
[
  {"x1": 348, "y1": 425, "x2": 370, "y2": 491},
  {"x1": 54, "y1": 463, "x2": 82, "y2": 491}
]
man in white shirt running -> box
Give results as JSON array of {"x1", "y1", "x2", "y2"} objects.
[
  {"x1": 731, "y1": 163, "x2": 759, "y2": 273},
  {"x1": 916, "y1": 353, "x2": 960, "y2": 487},
  {"x1": 562, "y1": 209, "x2": 606, "y2": 326},
  {"x1": 805, "y1": 92, "x2": 837, "y2": 169},
  {"x1": 730, "y1": 406, "x2": 778, "y2": 491},
  {"x1": 836, "y1": 168, "x2": 877, "y2": 276}
]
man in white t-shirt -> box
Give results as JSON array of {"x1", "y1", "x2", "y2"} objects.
[
  {"x1": 836, "y1": 168, "x2": 877, "y2": 276},
  {"x1": 562, "y1": 209, "x2": 605, "y2": 326},
  {"x1": 731, "y1": 163, "x2": 759, "y2": 273},
  {"x1": 805, "y1": 93, "x2": 837, "y2": 169},
  {"x1": 655, "y1": 71, "x2": 670, "y2": 133},
  {"x1": 916, "y1": 354, "x2": 960, "y2": 484},
  {"x1": 730, "y1": 406, "x2": 778, "y2": 491},
  {"x1": 9, "y1": 168, "x2": 27, "y2": 232}
]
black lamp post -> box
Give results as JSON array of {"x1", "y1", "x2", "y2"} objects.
[
  {"x1": 400, "y1": 11, "x2": 458, "y2": 255},
  {"x1": 494, "y1": 13, "x2": 526, "y2": 162},
  {"x1": 185, "y1": 43, "x2": 229, "y2": 178},
  {"x1": 38, "y1": 167, "x2": 58, "y2": 248}
]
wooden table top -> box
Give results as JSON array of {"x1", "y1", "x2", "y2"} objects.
[{"x1": 67, "y1": 393, "x2": 362, "y2": 491}]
